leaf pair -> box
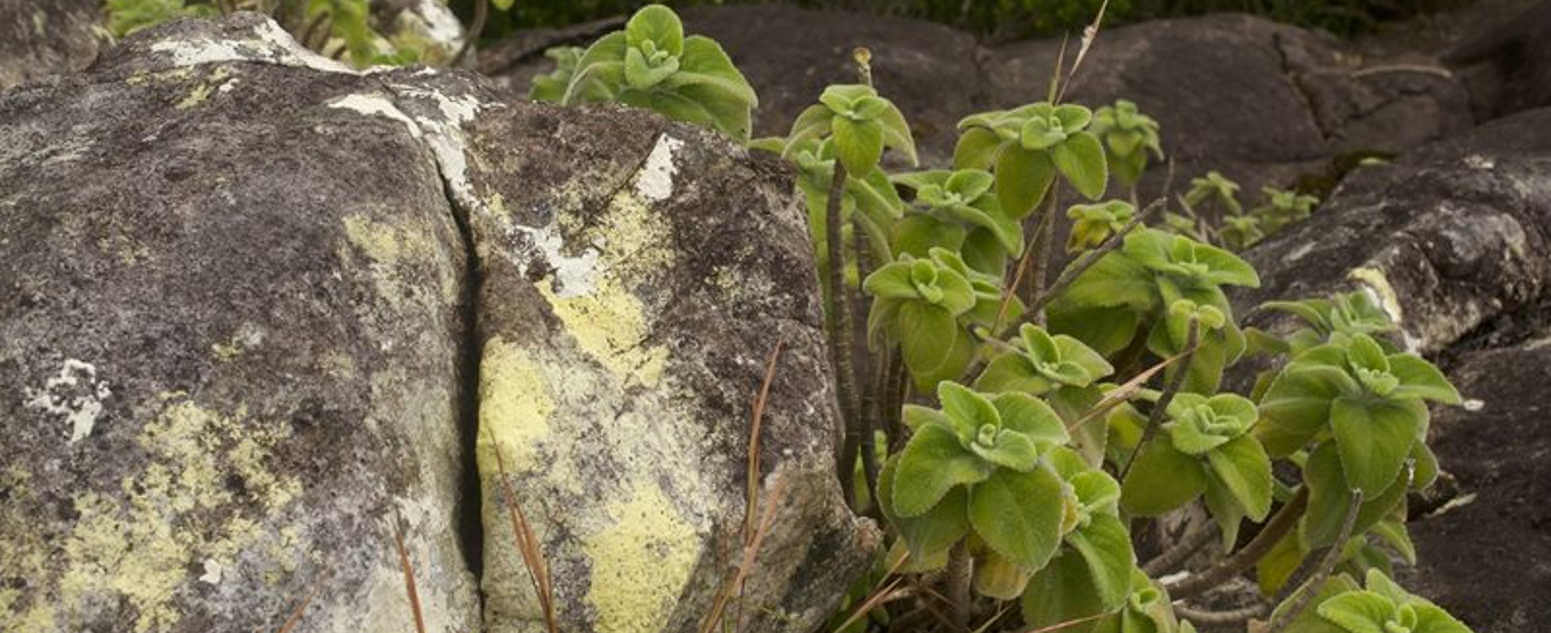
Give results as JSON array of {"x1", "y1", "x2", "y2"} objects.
[
  {"x1": 785, "y1": 85, "x2": 917, "y2": 176},
  {"x1": 1090, "y1": 100, "x2": 1163, "y2": 188},
  {"x1": 1258, "y1": 333, "x2": 1460, "y2": 496},
  {"x1": 564, "y1": 5, "x2": 759, "y2": 142},
  {"x1": 883, "y1": 384, "x2": 1071, "y2": 573},
  {"x1": 956, "y1": 102, "x2": 1109, "y2": 218},
  {"x1": 1270, "y1": 569, "x2": 1471, "y2": 633},
  {"x1": 893, "y1": 169, "x2": 1022, "y2": 274},
  {"x1": 975, "y1": 324, "x2": 1114, "y2": 396}
]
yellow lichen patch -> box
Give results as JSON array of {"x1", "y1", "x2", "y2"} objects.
[
  {"x1": 1348, "y1": 266, "x2": 1403, "y2": 325},
  {"x1": 583, "y1": 480, "x2": 703, "y2": 633},
  {"x1": 176, "y1": 82, "x2": 213, "y2": 109},
  {"x1": 40, "y1": 396, "x2": 300, "y2": 632},
  {"x1": 341, "y1": 211, "x2": 453, "y2": 307},
  {"x1": 476, "y1": 336, "x2": 555, "y2": 469},
  {"x1": 535, "y1": 189, "x2": 675, "y2": 387}
]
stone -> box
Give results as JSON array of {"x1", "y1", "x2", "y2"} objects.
[
  {"x1": 0, "y1": 12, "x2": 874, "y2": 633},
  {"x1": 988, "y1": 13, "x2": 1471, "y2": 201},
  {"x1": 0, "y1": 0, "x2": 103, "y2": 91},
  {"x1": 1397, "y1": 343, "x2": 1551, "y2": 633},
  {"x1": 1233, "y1": 106, "x2": 1551, "y2": 355},
  {"x1": 1443, "y1": 0, "x2": 1551, "y2": 120}
]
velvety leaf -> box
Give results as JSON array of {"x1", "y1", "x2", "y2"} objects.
[
  {"x1": 972, "y1": 430, "x2": 1041, "y2": 472},
  {"x1": 901, "y1": 404, "x2": 952, "y2": 432},
  {"x1": 1386, "y1": 354, "x2": 1462, "y2": 404},
  {"x1": 974, "y1": 549, "x2": 1034, "y2": 600},
  {"x1": 970, "y1": 467, "x2": 1066, "y2": 569},
  {"x1": 996, "y1": 145, "x2": 1056, "y2": 219},
  {"x1": 1346, "y1": 334, "x2": 1391, "y2": 374},
  {"x1": 563, "y1": 32, "x2": 629, "y2": 104},
  {"x1": 1052, "y1": 132, "x2": 1109, "y2": 200},
  {"x1": 1258, "y1": 365, "x2": 1361, "y2": 457},
  {"x1": 1411, "y1": 603, "x2": 1473, "y2": 633},
  {"x1": 892, "y1": 214, "x2": 965, "y2": 259},
  {"x1": 624, "y1": 3, "x2": 684, "y2": 56},
  {"x1": 1191, "y1": 241, "x2": 1261, "y2": 287},
  {"x1": 1067, "y1": 513, "x2": 1136, "y2": 610},
  {"x1": 1317, "y1": 591, "x2": 1396, "y2": 633},
  {"x1": 1049, "y1": 305, "x2": 1142, "y2": 357},
  {"x1": 1120, "y1": 439, "x2": 1207, "y2": 516},
  {"x1": 940, "y1": 381, "x2": 1002, "y2": 435},
  {"x1": 876, "y1": 99, "x2": 919, "y2": 167},
  {"x1": 1300, "y1": 441, "x2": 1411, "y2": 550},
  {"x1": 954, "y1": 126, "x2": 1003, "y2": 171},
  {"x1": 1055, "y1": 335, "x2": 1115, "y2": 383},
  {"x1": 1331, "y1": 397, "x2": 1423, "y2": 497},
  {"x1": 892, "y1": 478, "x2": 971, "y2": 562},
  {"x1": 898, "y1": 301, "x2": 960, "y2": 384},
  {"x1": 991, "y1": 391, "x2": 1070, "y2": 446},
  {"x1": 1265, "y1": 575, "x2": 1360, "y2": 633},
  {"x1": 1205, "y1": 434, "x2": 1273, "y2": 521},
  {"x1": 1257, "y1": 528, "x2": 1306, "y2": 597},
  {"x1": 1022, "y1": 550, "x2": 1109, "y2": 633},
  {"x1": 1369, "y1": 518, "x2": 1416, "y2": 566},
  {"x1": 669, "y1": 36, "x2": 757, "y2": 105},
  {"x1": 783, "y1": 105, "x2": 835, "y2": 159},
  {"x1": 1050, "y1": 248, "x2": 1157, "y2": 312},
  {"x1": 1410, "y1": 440, "x2": 1438, "y2": 491},
  {"x1": 974, "y1": 353, "x2": 1052, "y2": 395},
  {"x1": 832, "y1": 116, "x2": 885, "y2": 176},
  {"x1": 893, "y1": 423, "x2": 992, "y2": 517},
  {"x1": 1203, "y1": 473, "x2": 1246, "y2": 553},
  {"x1": 863, "y1": 262, "x2": 915, "y2": 299}
]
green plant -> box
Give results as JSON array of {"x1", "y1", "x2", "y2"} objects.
[
  {"x1": 522, "y1": 5, "x2": 1474, "y2": 633},
  {"x1": 528, "y1": 46, "x2": 584, "y2": 102},
  {"x1": 561, "y1": 4, "x2": 759, "y2": 142}
]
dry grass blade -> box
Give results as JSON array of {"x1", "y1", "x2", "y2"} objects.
[
  {"x1": 1066, "y1": 343, "x2": 1197, "y2": 435},
  {"x1": 830, "y1": 576, "x2": 905, "y2": 633},
  {"x1": 1016, "y1": 611, "x2": 1113, "y2": 633},
  {"x1": 487, "y1": 430, "x2": 559, "y2": 633},
  {"x1": 274, "y1": 581, "x2": 321, "y2": 633},
  {"x1": 700, "y1": 476, "x2": 792, "y2": 633},
  {"x1": 393, "y1": 520, "x2": 428, "y2": 633},
  {"x1": 745, "y1": 341, "x2": 784, "y2": 544},
  {"x1": 1057, "y1": 0, "x2": 1111, "y2": 103}
]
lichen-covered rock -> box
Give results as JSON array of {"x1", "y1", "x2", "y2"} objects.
[
  {"x1": 0, "y1": 0, "x2": 102, "y2": 91},
  {"x1": 0, "y1": 14, "x2": 480, "y2": 633},
  {"x1": 455, "y1": 68, "x2": 876, "y2": 633},
  {"x1": 1234, "y1": 106, "x2": 1551, "y2": 354},
  {"x1": 1, "y1": 11, "x2": 873, "y2": 633}
]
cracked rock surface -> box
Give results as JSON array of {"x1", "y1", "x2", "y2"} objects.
[{"x1": 0, "y1": 13, "x2": 874, "y2": 633}]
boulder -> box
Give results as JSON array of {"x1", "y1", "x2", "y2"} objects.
[
  {"x1": 1234, "y1": 106, "x2": 1551, "y2": 355},
  {"x1": 0, "y1": 12, "x2": 874, "y2": 633},
  {"x1": 1443, "y1": 0, "x2": 1551, "y2": 120},
  {"x1": 1394, "y1": 343, "x2": 1551, "y2": 633},
  {"x1": 0, "y1": 0, "x2": 102, "y2": 91},
  {"x1": 988, "y1": 13, "x2": 1471, "y2": 200}
]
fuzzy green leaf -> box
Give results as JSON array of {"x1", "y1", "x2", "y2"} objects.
[
  {"x1": 1330, "y1": 397, "x2": 1424, "y2": 497},
  {"x1": 996, "y1": 145, "x2": 1057, "y2": 219},
  {"x1": 1051, "y1": 132, "x2": 1109, "y2": 200},
  {"x1": 1205, "y1": 434, "x2": 1273, "y2": 521},
  {"x1": 1120, "y1": 439, "x2": 1207, "y2": 516},
  {"x1": 1067, "y1": 513, "x2": 1135, "y2": 610},
  {"x1": 832, "y1": 116, "x2": 885, "y2": 176},
  {"x1": 970, "y1": 467, "x2": 1066, "y2": 570},
  {"x1": 893, "y1": 423, "x2": 993, "y2": 517}
]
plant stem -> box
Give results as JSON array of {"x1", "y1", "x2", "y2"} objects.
[
  {"x1": 1118, "y1": 318, "x2": 1198, "y2": 481},
  {"x1": 947, "y1": 541, "x2": 973, "y2": 628},
  {"x1": 1165, "y1": 487, "x2": 1308, "y2": 600},
  {"x1": 1265, "y1": 490, "x2": 1364, "y2": 633},
  {"x1": 1141, "y1": 518, "x2": 1219, "y2": 576},
  {"x1": 1174, "y1": 603, "x2": 1268, "y2": 627},
  {"x1": 1023, "y1": 188, "x2": 1059, "y2": 317},
  {"x1": 825, "y1": 161, "x2": 864, "y2": 508},
  {"x1": 451, "y1": 0, "x2": 489, "y2": 68}
]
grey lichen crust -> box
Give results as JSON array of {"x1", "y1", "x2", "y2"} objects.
[{"x1": 1, "y1": 11, "x2": 874, "y2": 633}]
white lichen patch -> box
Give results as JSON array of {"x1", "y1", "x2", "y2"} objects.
[
  {"x1": 1462, "y1": 398, "x2": 1485, "y2": 412},
  {"x1": 416, "y1": 0, "x2": 465, "y2": 47},
  {"x1": 1282, "y1": 240, "x2": 1316, "y2": 265},
  {"x1": 634, "y1": 134, "x2": 684, "y2": 202},
  {"x1": 1462, "y1": 154, "x2": 1495, "y2": 170},
  {"x1": 583, "y1": 480, "x2": 704, "y2": 633},
  {"x1": 386, "y1": 84, "x2": 486, "y2": 212},
  {"x1": 149, "y1": 17, "x2": 356, "y2": 74},
  {"x1": 327, "y1": 93, "x2": 423, "y2": 139},
  {"x1": 490, "y1": 193, "x2": 601, "y2": 299},
  {"x1": 23, "y1": 358, "x2": 111, "y2": 444}
]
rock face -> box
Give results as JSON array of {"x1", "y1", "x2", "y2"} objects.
[
  {"x1": 0, "y1": 12, "x2": 873, "y2": 633},
  {"x1": 0, "y1": 0, "x2": 102, "y2": 91},
  {"x1": 1396, "y1": 344, "x2": 1551, "y2": 633},
  {"x1": 1232, "y1": 106, "x2": 1551, "y2": 631},
  {"x1": 1234, "y1": 107, "x2": 1551, "y2": 355},
  {"x1": 989, "y1": 13, "x2": 1471, "y2": 199},
  {"x1": 1443, "y1": 0, "x2": 1551, "y2": 120}
]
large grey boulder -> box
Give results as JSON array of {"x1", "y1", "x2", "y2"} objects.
[
  {"x1": 989, "y1": 13, "x2": 1471, "y2": 199},
  {"x1": 0, "y1": 12, "x2": 873, "y2": 633},
  {"x1": 0, "y1": 0, "x2": 102, "y2": 91},
  {"x1": 1234, "y1": 106, "x2": 1551, "y2": 355}
]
